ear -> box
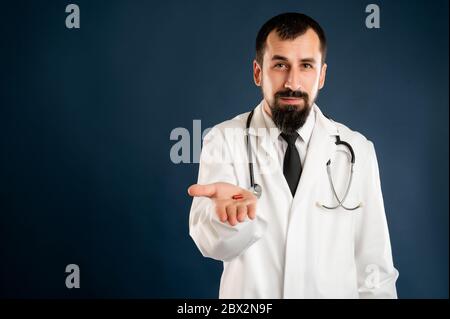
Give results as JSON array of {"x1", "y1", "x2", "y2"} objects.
[
  {"x1": 253, "y1": 60, "x2": 262, "y2": 86},
  {"x1": 319, "y1": 63, "x2": 327, "y2": 90}
]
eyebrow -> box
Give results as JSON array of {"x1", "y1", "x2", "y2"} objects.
[
  {"x1": 271, "y1": 55, "x2": 289, "y2": 61},
  {"x1": 271, "y1": 55, "x2": 317, "y2": 64}
]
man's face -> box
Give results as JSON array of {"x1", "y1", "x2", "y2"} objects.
[{"x1": 253, "y1": 28, "x2": 327, "y2": 134}]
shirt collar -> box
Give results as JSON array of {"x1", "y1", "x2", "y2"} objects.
[{"x1": 261, "y1": 103, "x2": 316, "y2": 144}]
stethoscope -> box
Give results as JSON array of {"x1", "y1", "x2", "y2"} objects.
[{"x1": 245, "y1": 108, "x2": 362, "y2": 211}]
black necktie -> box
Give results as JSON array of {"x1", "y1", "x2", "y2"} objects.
[{"x1": 280, "y1": 132, "x2": 302, "y2": 196}]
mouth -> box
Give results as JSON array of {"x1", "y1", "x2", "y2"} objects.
[{"x1": 278, "y1": 97, "x2": 303, "y2": 105}]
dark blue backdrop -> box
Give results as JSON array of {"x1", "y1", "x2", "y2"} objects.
[{"x1": 0, "y1": 0, "x2": 448, "y2": 298}]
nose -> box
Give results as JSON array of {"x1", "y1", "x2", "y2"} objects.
[{"x1": 284, "y1": 69, "x2": 302, "y2": 91}]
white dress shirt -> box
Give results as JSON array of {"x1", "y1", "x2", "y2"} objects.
[{"x1": 261, "y1": 105, "x2": 316, "y2": 169}]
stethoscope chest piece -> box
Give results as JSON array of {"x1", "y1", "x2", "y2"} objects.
[{"x1": 250, "y1": 184, "x2": 262, "y2": 199}]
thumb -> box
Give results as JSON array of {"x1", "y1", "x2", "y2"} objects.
[{"x1": 187, "y1": 183, "x2": 217, "y2": 198}]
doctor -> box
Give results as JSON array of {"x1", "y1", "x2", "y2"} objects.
[{"x1": 188, "y1": 12, "x2": 398, "y2": 299}]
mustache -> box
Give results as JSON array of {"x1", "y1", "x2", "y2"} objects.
[{"x1": 275, "y1": 90, "x2": 308, "y2": 99}]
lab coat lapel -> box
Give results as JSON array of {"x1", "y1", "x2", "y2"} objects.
[
  {"x1": 291, "y1": 105, "x2": 338, "y2": 211},
  {"x1": 248, "y1": 103, "x2": 292, "y2": 198}
]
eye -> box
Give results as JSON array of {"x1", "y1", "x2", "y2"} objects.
[
  {"x1": 302, "y1": 63, "x2": 313, "y2": 69},
  {"x1": 274, "y1": 63, "x2": 288, "y2": 70}
]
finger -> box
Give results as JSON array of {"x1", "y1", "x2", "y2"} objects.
[
  {"x1": 226, "y1": 204, "x2": 238, "y2": 226},
  {"x1": 247, "y1": 202, "x2": 256, "y2": 220},
  {"x1": 241, "y1": 189, "x2": 257, "y2": 200},
  {"x1": 188, "y1": 183, "x2": 216, "y2": 198},
  {"x1": 238, "y1": 197, "x2": 256, "y2": 207},
  {"x1": 236, "y1": 205, "x2": 248, "y2": 222},
  {"x1": 215, "y1": 202, "x2": 228, "y2": 222}
]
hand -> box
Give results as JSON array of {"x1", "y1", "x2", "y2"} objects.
[{"x1": 188, "y1": 182, "x2": 257, "y2": 226}]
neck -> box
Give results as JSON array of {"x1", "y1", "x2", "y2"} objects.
[{"x1": 262, "y1": 100, "x2": 273, "y2": 118}]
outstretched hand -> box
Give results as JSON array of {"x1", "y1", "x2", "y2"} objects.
[{"x1": 188, "y1": 182, "x2": 257, "y2": 226}]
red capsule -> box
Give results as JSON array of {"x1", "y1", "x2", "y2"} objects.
[{"x1": 232, "y1": 194, "x2": 244, "y2": 200}]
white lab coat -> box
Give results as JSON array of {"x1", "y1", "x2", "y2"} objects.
[{"x1": 189, "y1": 101, "x2": 399, "y2": 299}]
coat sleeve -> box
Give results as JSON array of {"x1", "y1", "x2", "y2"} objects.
[
  {"x1": 354, "y1": 141, "x2": 399, "y2": 299},
  {"x1": 189, "y1": 126, "x2": 268, "y2": 262}
]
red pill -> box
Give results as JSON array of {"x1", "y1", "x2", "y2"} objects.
[{"x1": 232, "y1": 194, "x2": 244, "y2": 200}]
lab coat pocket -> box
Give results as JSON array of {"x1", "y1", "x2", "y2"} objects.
[{"x1": 313, "y1": 187, "x2": 359, "y2": 298}]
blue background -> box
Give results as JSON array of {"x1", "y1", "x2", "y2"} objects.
[{"x1": 0, "y1": 0, "x2": 448, "y2": 298}]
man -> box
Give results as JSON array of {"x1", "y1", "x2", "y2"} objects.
[{"x1": 188, "y1": 12, "x2": 398, "y2": 298}]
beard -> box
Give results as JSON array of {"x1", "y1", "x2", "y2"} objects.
[{"x1": 268, "y1": 89, "x2": 315, "y2": 135}]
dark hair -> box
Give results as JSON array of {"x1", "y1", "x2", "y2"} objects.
[{"x1": 255, "y1": 12, "x2": 327, "y2": 65}]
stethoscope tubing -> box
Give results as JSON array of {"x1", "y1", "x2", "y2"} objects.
[{"x1": 245, "y1": 108, "x2": 362, "y2": 210}]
